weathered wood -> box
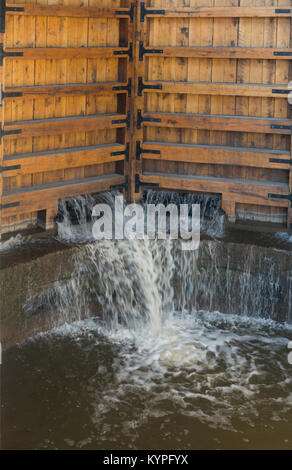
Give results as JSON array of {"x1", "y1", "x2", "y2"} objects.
[
  {"x1": 2, "y1": 144, "x2": 126, "y2": 176},
  {"x1": 2, "y1": 82, "x2": 131, "y2": 100},
  {"x1": 3, "y1": 113, "x2": 127, "y2": 139},
  {"x1": 139, "y1": 112, "x2": 292, "y2": 135},
  {"x1": 1, "y1": 1, "x2": 292, "y2": 233},
  {"x1": 146, "y1": 47, "x2": 292, "y2": 60},
  {"x1": 5, "y1": 4, "x2": 132, "y2": 19},
  {"x1": 1, "y1": 174, "x2": 125, "y2": 218},
  {"x1": 142, "y1": 142, "x2": 291, "y2": 170},
  {"x1": 142, "y1": 6, "x2": 292, "y2": 19},
  {"x1": 140, "y1": 172, "x2": 290, "y2": 209},
  {"x1": 140, "y1": 81, "x2": 292, "y2": 98},
  {"x1": 1, "y1": 46, "x2": 131, "y2": 61}
]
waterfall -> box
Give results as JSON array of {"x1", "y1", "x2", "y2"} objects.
[
  {"x1": 23, "y1": 191, "x2": 291, "y2": 328},
  {"x1": 142, "y1": 190, "x2": 225, "y2": 238}
]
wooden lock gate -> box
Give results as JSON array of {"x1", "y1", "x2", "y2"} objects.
[{"x1": 0, "y1": 0, "x2": 291, "y2": 235}]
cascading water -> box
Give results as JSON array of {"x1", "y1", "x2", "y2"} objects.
[{"x1": 2, "y1": 192, "x2": 292, "y2": 450}]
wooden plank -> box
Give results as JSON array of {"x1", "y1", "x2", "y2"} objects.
[
  {"x1": 2, "y1": 81, "x2": 130, "y2": 100},
  {"x1": 140, "y1": 172, "x2": 290, "y2": 208},
  {"x1": 142, "y1": 6, "x2": 292, "y2": 19},
  {"x1": 5, "y1": 4, "x2": 132, "y2": 19},
  {"x1": 2, "y1": 113, "x2": 127, "y2": 138},
  {"x1": 1, "y1": 46, "x2": 131, "y2": 60},
  {"x1": 140, "y1": 112, "x2": 292, "y2": 134},
  {"x1": 2, "y1": 143, "x2": 126, "y2": 176},
  {"x1": 142, "y1": 142, "x2": 291, "y2": 170},
  {"x1": 1, "y1": 173, "x2": 125, "y2": 217},
  {"x1": 140, "y1": 81, "x2": 292, "y2": 98},
  {"x1": 148, "y1": 46, "x2": 292, "y2": 60}
]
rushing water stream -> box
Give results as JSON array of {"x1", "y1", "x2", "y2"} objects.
[{"x1": 1, "y1": 192, "x2": 292, "y2": 449}]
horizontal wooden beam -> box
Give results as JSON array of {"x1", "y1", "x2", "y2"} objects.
[
  {"x1": 5, "y1": 4, "x2": 132, "y2": 19},
  {"x1": 142, "y1": 142, "x2": 291, "y2": 170},
  {"x1": 145, "y1": 46, "x2": 292, "y2": 60},
  {"x1": 1, "y1": 46, "x2": 130, "y2": 61},
  {"x1": 5, "y1": 4, "x2": 292, "y2": 19},
  {"x1": 2, "y1": 113, "x2": 128, "y2": 139},
  {"x1": 140, "y1": 172, "x2": 290, "y2": 208},
  {"x1": 1, "y1": 173, "x2": 125, "y2": 217},
  {"x1": 2, "y1": 143, "x2": 126, "y2": 176},
  {"x1": 1, "y1": 81, "x2": 130, "y2": 100},
  {"x1": 143, "y1": 6, "x2": 292, "y2": 18},
  {"x1": 140, "y1": 112, "x2": 292, "y2": 135},
  {"x1": 141, "y1": 81, "x2": 292, "y2": 98}
]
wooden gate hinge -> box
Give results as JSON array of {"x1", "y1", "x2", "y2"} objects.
[
  {"x1": 135, "y1": 174, "x2": 160, "y2": 193},
  {"x1": 0, "y1": 123, "x2": 22, "y2": 143},
  {"x1": 0, "y1": 43, "x2": 24, "y2": 66},
  {"x1": 137, "y1": 77, "x2": 162, "y2": 96},
  {"x1": 271, "y1": 124, "x2": 292, "y2": 131},
  {"x1": 111, "y1": 142, "x2": 129, "y2": 161},
  {"x1": 139, "y1": 41, "x2": 163, "y2": 61},
  {"x1": 0, "y1": 1, "x2": 24, "y2": 34},
  {"x1": 140, "y1": 2, "x2": 165, "y2": 22},
  {"x1": 274, "y1": 51, "x2": 292, "y2": 57},
  {"x1": 115, "y1": 3, "x2": 134, "y2": 23},
  {"x1": 137, "y1": 110, "x2": 161, "y2": 129},
  {"x1": 112, "y1": 111, "x2": 131, "y2": 130},
  {"x1": 110, "y1": 175, "x2": 129, "y2": 195},
  {"x1": 0, "y1": 85, "x2": 23, "y2": 105},
  {"x1": 0, "y1": 201, "x2": 20, "y2": 210},
  {"x1": 112, "y1": 78, "x2": 132, "y2": 97},
  {"x1": 136, "y1": 141, "x2": 161, "y2": 160},
  {"x1": 268, "y1": 193, "x2": 292, "y2": 207},
  {"x1": 272, "y1": 89, "x2": 292, "y2": 95},
  {"x1": 114, "y1": 42, "x2": 133, "y2": 62},
  {"x1": 0, "y1": 164, "x2": 21, "y2": 173},
  {"x1": 269, "y1": 157, "x2": 292, "y2": 165},
  {"x1": 275, "y1": 9, "x2": 291, "y2": 14}
]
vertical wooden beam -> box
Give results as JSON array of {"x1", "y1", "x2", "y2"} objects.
[
  {"x1": 131, "y1": 0, "x2": 146, "y2": 202},
  {"x1": 120, "y1": 0, "x2": 137, "y2": 203},
  {"x1": 0, "y1": 5, "x2": 5, "y2": 238}
]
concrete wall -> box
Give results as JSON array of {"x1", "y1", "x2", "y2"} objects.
[{"x1": 1, "y1": 239, "x2": 291, "y2": 350}]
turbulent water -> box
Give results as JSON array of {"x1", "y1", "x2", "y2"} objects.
[{"x1": 1, "y1": 192, "x2": 292, "y2": 450}]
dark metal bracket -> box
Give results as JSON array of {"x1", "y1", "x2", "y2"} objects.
[
  {"x1": 137, "y1": 77, "x2": 162, "y2": 96},
  {"x1": 114, "y1": 42, "x2": 133, "y2": 62},
  {"x1": 0, "y1": 43, "x2": 24, "y2": 66},
  {"x1": 112, "y1": 111, "x2": 131, "y2": 130},
  {"x1": 272, "y1": 89, "x2": 292, "y2": 95},
  {"x1": 0, "y1": 1, "x2": 24, "y2": 34},
  {"x1": 110, "y1": 175, "x2": 129, "y2": 195},
  {"x1": 269, "y1": 157, "x2": 292, "y2": 165},
  {"x1": 0, "y1": 201, "x2": 20, "y2": 211},
  {"x1": 112, "y1": 78, "x2": 132, "y2": 97},
  {"x1": 0, "y1": 123, "x2": 22, "y2": 143},
  {"x1": 271, "y1": 124, "x2": 292, "y2": 131},
  {"x1": 0, "y1": 164, "x2": 21, "y2": 173},
  {"x1": 140, "y1": 2, "x2": 165, "y2": 22},
  {"x1": 0, "y1": 84, "x2": 23, "y2": 105},
  {"x1": 135, "y1": 174, "x2": 159, "y2": 193},
  {"x1": 139, "y1": 41, "x2": 163, "y2": 61},
  {"x1": 274, "y1": 51, "x2": 292, "y2": 57},
  {"x1": 275, "y1": 9, "x2": 291, "y2": 14},
  {"x1": 269, "y1": 193, "x2": 292, "y2": 207},
  {"x1": 136, "y1": 140, "x2": 161, "y2": 160},
  {"x1": 115, "y1": 3, "x2": 134, "y2": 23},
  {"x1": 111, "y1": 142, "x2": 129, "y2": 161},
  {"x1": 137, "y1": 109, "x2": 161, "y2": 129}
]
